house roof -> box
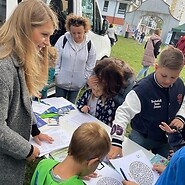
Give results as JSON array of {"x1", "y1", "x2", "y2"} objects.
[{"x1": 172, "y1": 23, "x2": 185, "y2": 33}]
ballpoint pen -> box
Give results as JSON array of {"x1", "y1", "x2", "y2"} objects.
[{"x1": 120, "y1": 168, "x2": 128, "y2": 181}]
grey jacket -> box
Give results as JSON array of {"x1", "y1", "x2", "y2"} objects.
[
  {"x1": 55, "y1": 32, "x2": 96, "y2": 91},
  {"x1": 0, "y1": 55, "x2": 33, "y2": 184}
]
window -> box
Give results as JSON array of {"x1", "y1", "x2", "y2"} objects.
[
  {"x1": 103, "y1": 1, "x2": 109, "y2": 12},
  {"x1": 118, "y1": 3, "x2": 127, "y2": 17},
  {"x1": 0, "y1": 0, "x2": 6, "y2": 27}
]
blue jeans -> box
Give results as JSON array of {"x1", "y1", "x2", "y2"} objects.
[
  {"x1": 129, "y1": 129, "x2": 169, "y2": 158},
  {"x1": 55, "y1": 86, "x2": 79, "y2": 104},
  {"x1": 136, "y1": 66, "x2": 149, "y2": 80}
]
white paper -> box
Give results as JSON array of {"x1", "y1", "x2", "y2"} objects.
[
  {"x1": 32, "y1": 101, "x2": 50, "y2": 114},
  {"x1": 110, "y1": 150, "x2": 159, "y2": 185},
  {"x1": 30, "y1": 127, "x2": 70, "y2": 156},
  {"x1": 61, "y1": 110, "x2": 100, "y2": 129},
  {"x1": 83, "y1": 162, "x2": 123, "y2": 185},
  {"x1": 41, "y1": 97, "x2": 73, "y2": 108}
]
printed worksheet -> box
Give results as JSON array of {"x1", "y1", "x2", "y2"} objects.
[
  {"x1": 29, "y1": 127, "x2": 70, "y2": 156},
  {"x1": 41, "y1": 97, "x2": 73, "y2": 108},
  {"x1": 83, "y1": 162, "x2": 123, "y2": 185},
  {"x1": 110, "y1": 150, "x2": 159, "y2": 185},
  {"x1": 32, "y1": 100, "x2": 50, "y2": 114}
]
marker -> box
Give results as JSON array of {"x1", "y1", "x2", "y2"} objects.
[
  {"x1": 38, "y1": 98, "x2": 40, "y2": 104},
  {"x1": 120, "y1": 168, "x2": 128, "y2": 181}
]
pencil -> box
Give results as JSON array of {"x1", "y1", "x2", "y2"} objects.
[{"x1": 120, "y1": 168, "x2": 128, "y2": 181}]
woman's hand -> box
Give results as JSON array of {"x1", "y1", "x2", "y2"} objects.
[
  {"x1": 26, "y1": 146, "x2": 40, "y2": 162},
  {"x1": 107, "y1": 145, "x2": 123, "y2": 159},
  {"x1": 33, "y1": 133, "x2": 54, "y2": 145}
]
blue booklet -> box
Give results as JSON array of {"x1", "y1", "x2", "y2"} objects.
[{"x1": 34, "y1": 112, "x2": 47, "y2": 128}]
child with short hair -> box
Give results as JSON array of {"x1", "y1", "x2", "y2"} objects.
[
  {"x1": 31, "y1": 122, "x2": 111, "y2": 185},
  {"x1": 109, "y1": 46, "x2": 185, "y2": 159},
  {"x1": 76, "y1": 84, "x2": 116, "y2": 126}
]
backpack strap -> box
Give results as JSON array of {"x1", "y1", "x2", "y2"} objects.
[
  {"x1": 62, "y1": 35, "x2": 91, "y2": 53},
  {"x1": 87, "y1": 40, "x2": 91, "y2": 53},
  {"x1": 62, "y1": 35, "x2": 67, "y2": 48}
]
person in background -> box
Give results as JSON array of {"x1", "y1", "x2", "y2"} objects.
[
  {"x1": 101, "y1": 15, "x2": 109, "y2": 34},
  {"x1": 108, "y1": 46, "x2": 185, "y2": 159},
  {"x1": 137, "y1": 28, "x2": 161, "y2": 80},
  {"x1": 133, "y1": 29, "x2": 139, "y2": 40},
  {"x1": 76, "y1": 81, "x2": 116, "y2": 127},
  {"x1": 122, "y1": 146, "x2": 185, "y2": 185},
  {"x1": 107, "y1": 24, "x2": 118, "y2": 47},
  {"x1": 41, "y1": 46, "x2": 58, "y2": 98},
  {"x1": 176, "y1": 35, "x2": 185, "y2": 62},
  {"x1": 0, "y1": 0, "x2": 58, "y2": 184},
  {"x1": 138, "y1": 31, "x2": 145, "y2": 43},
  {"x1": 55, "y1": 14, "x2": 96, "y2": 104},
  {"x1": 88, "y1": 57, "x2": 135, "y2": 109},
  {"x1": 31, "y1": 122, "x2": 111, "y2": 185}
]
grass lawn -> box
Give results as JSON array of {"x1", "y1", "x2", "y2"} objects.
[
  {"x1": 111, "y1": 36, "x2": 185, "y2": 81},
  {"x1": 24, "y1": 35, "x2": 185, "y2": 185}
]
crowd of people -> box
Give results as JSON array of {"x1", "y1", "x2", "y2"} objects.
[{"x1": 1, "y1": 0, "x2": 185, "y2": 185}]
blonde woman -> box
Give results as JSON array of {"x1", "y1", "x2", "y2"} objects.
[{"x1": 0, "y1": 0, "x2": 58, "y2": 184}]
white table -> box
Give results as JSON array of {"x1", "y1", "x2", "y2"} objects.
[{"x1": 32, "y1": 97, "x2": 154, "y2": 160}]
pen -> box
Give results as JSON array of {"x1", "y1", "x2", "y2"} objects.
[
  {"x1": 38, "y1": 98, "x2": 40, "y2": 104},
  {"x1": 120, "y1": 168, "x2": 128, "y2": 181}
]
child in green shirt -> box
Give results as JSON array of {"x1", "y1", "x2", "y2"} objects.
[{"x1": 31, "y1": 122, "x2": 111, "y2": 185}]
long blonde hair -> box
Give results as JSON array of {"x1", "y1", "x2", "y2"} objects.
[{"x1": 0, "y1": 0, "x2": 58, "y2": 96}]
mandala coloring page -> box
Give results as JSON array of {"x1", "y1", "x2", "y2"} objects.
[{"x1": 110, "y1": 150, "x2": 159, "y2": 185}]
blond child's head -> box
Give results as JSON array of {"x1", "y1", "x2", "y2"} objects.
[
  {"x1": 68, "y1": 122, "x2": 110, "y2": 176},
  {"x1": 155, "y1": 46, "x2": 184, "y2": 88}
]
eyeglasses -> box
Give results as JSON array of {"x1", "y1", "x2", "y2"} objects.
[
  {"x1": 97, "y1": 159, "x2": 105, "y2": 170},
  {"x1": 70, "y1": 18, "x2": 84, "y2": 26}
]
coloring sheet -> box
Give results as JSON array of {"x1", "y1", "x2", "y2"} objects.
[
  {"x1": 30, "y1": 127, "x2": 70, "y2": 156},
  {"x1": 83, "y1": 162, "x2": 123, "y2": 185},
  {"x1": 110, "y1": 150, "x2": 159, "y2": 185}
]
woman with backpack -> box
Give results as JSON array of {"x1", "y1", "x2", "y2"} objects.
[
  {"x1": 55, "y1": 14, "x2": 96, "y2": 103},
  {"x1": 136, "y1": 28, "x2": 162, "y2": 80}
]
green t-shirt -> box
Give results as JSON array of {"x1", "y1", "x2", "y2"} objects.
[{"x1": 31, "y1": 159, "x2": 85, "y2": 185}]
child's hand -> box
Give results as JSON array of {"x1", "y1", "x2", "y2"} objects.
[
  {"x1": 107, "y1": 145, "x2": 123, "y2": 159},
  {"x1": 87, "y1": 75, "x2": 99, "y2": 87},
  {"x1": 152, "y1": 164, "x2": 166, "y2": 174},
  {"x1": 81, "y1": 105, "x2": 90, "y2": 113},
  {"x1": 170, "y1": 118, "x2": 184, "y2": 130},
  {"x1": 82, "y1": 172, "x2": 98, "y2": 180},
  {"x1": 122, "y1": 180, "x2": 138, "y2": 185},
  {"x1": 33, "y1": 133, "x2": 54, "y2": 145},
  {"x1": 159, "y1": 122, "x2": 176, "y2": 133}
]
